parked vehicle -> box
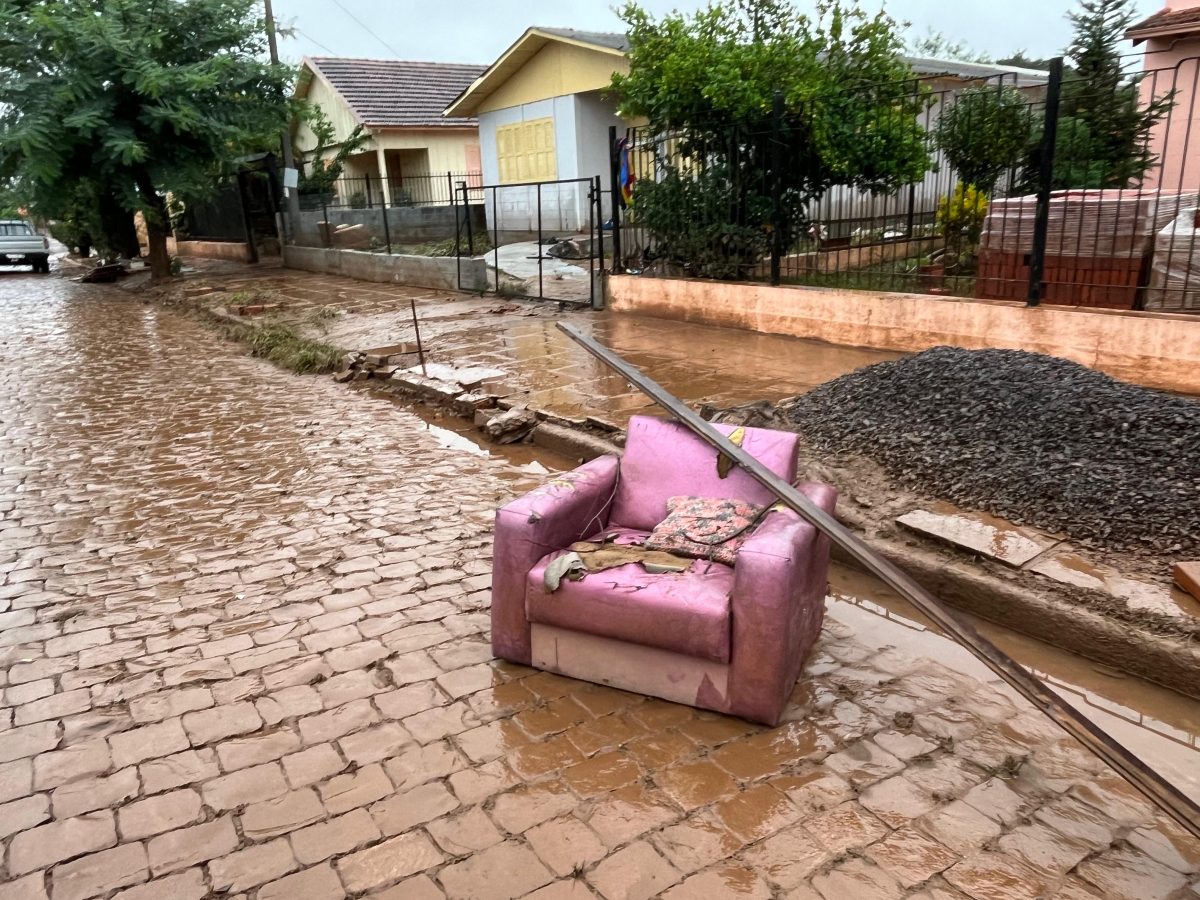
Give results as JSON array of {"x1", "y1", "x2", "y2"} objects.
[{"x1": 0, "y1": 220, "x2": 50, "y2": 273}]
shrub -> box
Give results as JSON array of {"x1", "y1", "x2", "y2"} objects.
[{"x1": 936, "y1": 87, "x2": 1035, "y2": 193}]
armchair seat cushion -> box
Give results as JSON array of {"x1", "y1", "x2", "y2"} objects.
[{"x1": 526, "y1": 537, "x2": 734, "y2": 664}]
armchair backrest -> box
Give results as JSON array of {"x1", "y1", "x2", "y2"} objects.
[{"x1": 610, "y1": 415, "x2": 801, "y2": 532}]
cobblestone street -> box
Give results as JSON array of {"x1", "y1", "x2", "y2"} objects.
[{"x1": 1, "y1": 272, "x2": 1199, "y2": 900}]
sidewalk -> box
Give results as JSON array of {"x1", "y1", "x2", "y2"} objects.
[{"x1": 183, "y1": 265, "x2": 900, "y2": 430}]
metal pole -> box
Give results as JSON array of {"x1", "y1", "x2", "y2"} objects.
[
  {"x1": 770, "y1": 90, "x2": 784, "y2": 286},
  {"x1": 263, "y1": 0, "x2": 301, "y2": 243},
  {"x1": 365, "y1": 173, "x2": 373, "y2": 209},
  {"x1": 461, "y1": 181, "x2": 474, "y2": 256},
  {"x1": 608, "y1": 125, "x2": 623, "y2": 273},
  {"x1": 536, "y1": 182, "x2": 543, "y2": 301},
  {"x1": 235, "y1": 170, "x2": 259, "y2": 264},
  {"x1": 381, "y1": 198, "x2": 392, "y2": 255},
  {"x1": 1028, "y1": 57, "x2": 1063, "y2": 307},
  {"x1": 409, "y1": 297, "x2": 426, "y2": 377},
  {"x1": 555, "y1": 321, "x2": 1200, "y2": 843}
]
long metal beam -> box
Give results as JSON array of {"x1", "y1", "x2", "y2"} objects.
[{"x1": 556, "y1": 321, "x2": 1200, "y2": 840}]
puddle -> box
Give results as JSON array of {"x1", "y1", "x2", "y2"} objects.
[
  {"x1": 385, "y1": 398, "x2": 576, "y2": 472},
  {"x1": 827, "y1": 564, "x2": 1200, "y2": 803}
]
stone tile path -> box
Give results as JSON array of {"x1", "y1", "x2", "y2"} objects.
[{"x1": 0, "y1": 270, "x2": 1197, "y2": 899}]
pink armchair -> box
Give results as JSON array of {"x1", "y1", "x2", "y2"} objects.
[{"x1": 491, "y1": 415, "x2": 837, "y2": 726}]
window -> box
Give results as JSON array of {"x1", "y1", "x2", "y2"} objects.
[
  {"x1": 496, "y1": 118, "x2": 557, "y2": 184},
  {"x1": 0, "y1": 222, "x2": 31, "y2": 236}
]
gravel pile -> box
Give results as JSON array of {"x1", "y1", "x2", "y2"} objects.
[{"x1": 785, "y1": 346, "x2": 1199, "y2": 553}]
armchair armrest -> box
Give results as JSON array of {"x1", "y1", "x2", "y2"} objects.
[
  {"x1": 491, "y1": 454, "x2": 621, "y2": 664},
  {"x1": 728, "y1": 481, "x2": 837, "y2": 725}
]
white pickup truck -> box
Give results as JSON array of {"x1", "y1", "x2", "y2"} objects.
[{"x1": 0, "y1": 220, "x2": 50, "y2": 273}]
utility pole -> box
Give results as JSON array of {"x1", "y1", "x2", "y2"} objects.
[{"x1": 264, "y1": 0, "x2": 301, "y2": 242}]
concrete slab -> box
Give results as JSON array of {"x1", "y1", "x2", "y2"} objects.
[
  {"x1": 403, "y1": 362, "x2": 505, "y2": 390},
  {"x1": 896, "y1": 506, "x2": 1059, "y2": 568}
]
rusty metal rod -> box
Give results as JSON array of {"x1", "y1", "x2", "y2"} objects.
[
  {"x1": 409, "y1": 297, "x2": 426, "y2": 377},
  {"x1": 556, "y1": 321, "x2": 1200, "y2": 840}
]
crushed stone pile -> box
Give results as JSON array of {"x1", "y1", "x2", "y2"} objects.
[{"x1": 785, "y1": 346, "x2": 1199, "y2": 553}]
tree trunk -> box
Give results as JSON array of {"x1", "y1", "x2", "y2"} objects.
[{"x1": 134, "y1": 169, "x2": 172, "y2": 280}]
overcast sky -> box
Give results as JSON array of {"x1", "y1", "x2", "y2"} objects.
[{"x1": 273, "y1": 0, "x2": 1163, "y2": 67}]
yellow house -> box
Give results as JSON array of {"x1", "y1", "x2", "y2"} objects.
[
  {"x1": 293, "y1": 57, "x2": 486, "y2": 206},
  {"x1": 445, "y1": 28, "x2": 631, "y2": 232}
]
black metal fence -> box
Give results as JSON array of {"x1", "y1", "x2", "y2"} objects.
[
  {"x1": 298, "y1": 172, "x2": 479, "y2": 211},
  {"x1": 611, "y1": 54, "x2": 1200, "y2": 313},
  {"x1": 452, "y1": 176, "x2": 605, "y2": 307}
]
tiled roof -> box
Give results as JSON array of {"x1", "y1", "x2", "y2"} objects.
[
  {"x1": 307, "y1": 57, "x2": 487, "y2": 128},
  {"x1": 1127, "y1": 5, "x2": 1200, "y2": 37}
]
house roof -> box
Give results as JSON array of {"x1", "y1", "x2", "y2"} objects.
[
  {"x1": 1127, "y1": 5, "x2": 1200, "y2": 41},
  {"x1": 903, "y1": 56, "x2": 1049, "y2": 87},
  {"x1": 300, "y1": 57, "x2": 487, "y2": 128},
  {"x1": 444, "y1": 27, "x2": 628, "y2": 118}
]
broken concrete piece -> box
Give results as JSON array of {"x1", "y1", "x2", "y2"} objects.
[
  {"x1": 390, "y1": 371, "x2": 464, "y2": 403},
  {"x1": 404, "y1": 362, "x2": 504, "y2": 391},
  {"x1": 896, "y1": 507, "x2": 1057, "y2": 568},
  {"x1": 484, "y1": 407, "x2": 537, "y2": 444},
  {"x1": 1031, "y1": 550, "x2": 1200, "y2": 620},
  {"x1": 332, "y1": 370, "x2": 354, "y2": 384},
  {"x1": 1174, "y1": 562, "x2": 1200, "y2": 602},
  {"x1": 531, "y1": 422, "x2": 622, "y2": 462}
]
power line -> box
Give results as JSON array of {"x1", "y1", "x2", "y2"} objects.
[
  {"x1": 293, "y1": 26, "x2": 337, "y2": 56},
  {"x1": 328, "y1": 0, "x2": 404, "y2": 58}
]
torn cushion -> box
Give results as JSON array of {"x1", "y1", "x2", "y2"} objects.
[{"x1": 643, "y1": 496, "x2": 766, "y2": 566}]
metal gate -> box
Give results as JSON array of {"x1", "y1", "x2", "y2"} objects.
[{"x1": 452, "y1": 176, "x2": 606, "y2": 307}]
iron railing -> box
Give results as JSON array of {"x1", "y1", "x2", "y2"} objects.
[
  {"x1": 611, "y1": 55, "x2": 1200, "y2": 313},
  {"x1": 298, "y1": 171, "x2": 481, "y2": 211}
]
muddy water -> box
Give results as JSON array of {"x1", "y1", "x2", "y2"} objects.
[{"x1": 829, "y1": 565, "x2": 1200, "y2": 802}]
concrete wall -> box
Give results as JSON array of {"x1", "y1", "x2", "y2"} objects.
[
  {"x1": 478, "y1": 96, "x2": 589, "y2": 234},
  {"x1": 609, "y1": 274, "x2": 1200, "y2": 395},
  {"x1": 176, "y1": 240, "x2": 253, "y2": 263},
  {"x1": 289, "y1": 204, "x2": 485, "y2": 248},
  {"x1": 283, "y1": 244, "x2": 487, "y2": 293},
  {"x1": 1139, "y1": 38, "x2": 1200, "y2": 191}
]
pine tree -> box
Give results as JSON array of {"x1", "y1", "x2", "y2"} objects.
[{"x1": 1054, "y1": 0, "x2": 1172, "y2": 188}]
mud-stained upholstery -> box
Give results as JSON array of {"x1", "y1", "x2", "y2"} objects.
[{"x1": 491, "y1": 415, "x2": 836, "y2": 726}]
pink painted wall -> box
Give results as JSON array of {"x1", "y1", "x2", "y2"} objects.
[{"x1": 1137, "y1": 2, "x2": 1200, "y2": 190}]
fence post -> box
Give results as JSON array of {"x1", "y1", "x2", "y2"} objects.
[
  {"x1": 770, "y1": 90, "x2": 785, "y2": 287},
  {"x1": 1027, "y1": 57, "x2": 1064, "y2": 307},
  {"x1": 608, "y1": 125, "x2": 623, "y2": 273},
  {"x1": 365, "y1": 173, "x2": 373, "y2": 209},
  {"x1": 446, "y1": 171, "x2": 454, "y2": 207},
  {"x1": 321, "y1": 199, "x2": 329, "y2": 248},
  {"x1": 461, "y1": 182, "x2": 474, "y2": 256},
  {"x1": 381, "y1": 200, "x2": 392, "y2": 256},
  {"x1": 235, "y1": 170, "x2": 260, "y2": 264}
]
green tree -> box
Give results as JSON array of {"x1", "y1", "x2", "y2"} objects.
[
  {"x1": 611, "y1": 0, "x2": 930, "y2": 279},
  {"x1": 1051, "y1": 0, "x2": 1173, "y2": 188},
  {"x1": 936, "y1": 86, "x2": 1035, "y2": 192},
  {"x1": 908, "y1": 30, "x2": 992, "y2": 64},
  {"x1": 295, "y1": 107, "x2": 368, "y2": 204},
  {"x1": 0, "y1": 0, "x2": 292, "y2": 278}
]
